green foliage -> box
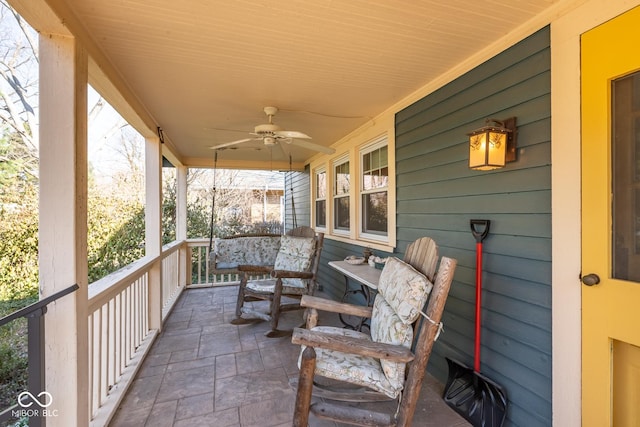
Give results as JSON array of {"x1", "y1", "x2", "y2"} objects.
[
  {"x1": 162, "y1": 177, "x2": 177, "y2": 244},
  {"x1": 0, "y1": 188, "x2": 39, "y2": 301},
  {"x1": 162, "y1": 178, "x2": 213, "y2": 241},
  {"x1": 87, "y1": 194, "x2": 145, "y2": 283},
  {"x1": 187, "y1": 201, "x2": 211, "y2": 239},
  {"x1": 0, "y1": 297, "x2": 33, "y2": 415}
]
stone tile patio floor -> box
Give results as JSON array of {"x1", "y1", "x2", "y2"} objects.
[{"x1": 109, "y1": 286, "x2": 470, "y2": 427}]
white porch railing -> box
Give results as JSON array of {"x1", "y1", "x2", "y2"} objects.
[
  {"x1": 187, "y1": 238, "x2": 243, "y2": 286},
  {"x1": 88, "y1": 255, "x2": 155, "y2": 426},
  {"x1": 87, "y1": 238, "x2": 250, "y2": 426},
  {"x1": 161, "y1": 240, "x2": 184, "y2": 318}
]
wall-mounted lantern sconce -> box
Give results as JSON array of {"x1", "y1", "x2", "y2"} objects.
[{"x1": 468, "y1": 117, "x2": 517, "y2": 170}]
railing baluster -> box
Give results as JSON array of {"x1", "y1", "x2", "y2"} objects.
[
  {"x1": 196, "y1": 246, "x2": 202, "y2": 285},
  {"x1": 108, "y1": 298, "x2": 115, "y2": 389},
  {"x1": 143, "y1": 274, "x2": 149, "y2": 336},
  {"x1": 100, "y1": 305, "x2": 108, "y2": 403},
  {"x1": 88, "y1": 314, "x2": 94, "y2": 417},
  {"x1": 119, "y1": 292, "x2": 125, "y2": 374},
  {"x1": 114, "y1": 294, "x2": 121, "y2": 379}
]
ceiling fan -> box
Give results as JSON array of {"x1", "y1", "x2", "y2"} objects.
[{"x1": 210, "y1": 106, "x2": 335, "y2": 154}]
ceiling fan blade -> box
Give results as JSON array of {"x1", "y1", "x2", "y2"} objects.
[
  {"x1": 209, "y1": 138, "x2": 254, "y2": 150},
  {"x1": 289, "y1": 139, "x2": 336, "y2": 154},
  {"x1": 274, "y1": 130, "x2": 311, "y2": 139}
]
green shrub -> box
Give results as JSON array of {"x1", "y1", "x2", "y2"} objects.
[
  {"x1": 0, "y1": 189, "x2": 39, "y2": 302},
  {"x1": 87, "y1": 195, "x2": 145, "y2": 283},
  {"x1": 0, "y1": 297, "x2": 32, "y2": 415}
]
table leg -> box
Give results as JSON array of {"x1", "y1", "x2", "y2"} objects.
[{"x1": 339, "y1": 277, "x2": 372, "y2": 332}]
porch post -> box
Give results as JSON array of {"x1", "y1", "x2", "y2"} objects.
[
  {"x1": 176, "y1": 165, "x2": 189, "y2": 287},
  {"x1": 146, "y1": 136, "x2": 163, "y2": 331},
  {"x1": 176, "y1": 165, "x2": 187, "y2": 241},
  {"x1": 39, "y1": 34, "x2": 89, "y2": 426}
]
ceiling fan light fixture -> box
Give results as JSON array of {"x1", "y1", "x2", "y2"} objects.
[
  {"x1": 209, "y1": 106, "x2": 332, "y2": 154},
  {"x1": 254, "y1": 123, "x2": 282, "y2": 134}
]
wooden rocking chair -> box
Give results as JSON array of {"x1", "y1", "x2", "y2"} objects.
[
  {"x1": 230, "y1": 226, "x2": 324, "y2": 337},
  {"x1": 291, "y1": 255, "x2": 457, "y2": 427}
]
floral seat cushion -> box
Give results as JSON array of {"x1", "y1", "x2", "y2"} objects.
[
  {"x1": 376, "y1": 257, "x2": 434, "y2": 324},
  {"x1": 301, "y1": 257, "x2": 433, "y2": 399},
  {"x1": 245, "y1": 235, "x2": 316, "y2": 294},
  {"x1": 212, "y1": 236, "x2": 281, "y2": 269},
  {"x1": 245, "y1": 278, "x2": 307, "y2": 295},
  {"x1": 272, "y1": 235, "x2": 316, "y2": 287},
  {"x1": 300, "y1": 326, "x2": 401, "y2": 398},
  {"x1": 372, "y1": 257, "x2": 433, "y2": 391}
]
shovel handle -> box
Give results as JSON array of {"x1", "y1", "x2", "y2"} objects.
[
  {"x1": 470, "y1": 219, "x2": 490, "y2": 373},
  {"x1": 470, "y1": 219, "x2": 490, "y2": 243}
]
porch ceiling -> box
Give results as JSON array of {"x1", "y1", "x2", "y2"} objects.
[{"x1": 39, "y1": 0, "x2": 561, "y2": 169}]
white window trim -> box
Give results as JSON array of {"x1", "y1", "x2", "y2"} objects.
[
  {"x1": 313, "y1": 167, "x2": 327, "y2": 231},
  {"x1": 309, "y1": 130, "x2": 395, "y2": 253},
  {"x1": 332, "y1": 155, "x2": 351, "y2": 237},
  {"x1": 358, "y1": 136, "x2": 389, "y2": 244}
]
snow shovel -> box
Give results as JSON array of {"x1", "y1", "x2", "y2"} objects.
[{"x1": 443, "y1": 219, "x2": 508, "y2": 427}]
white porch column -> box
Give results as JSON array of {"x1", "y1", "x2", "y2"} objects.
[
  {"x1": 176, "y1": 165, "x2": 189, "y2": 287},
  {"x1": 176, "y1": 166, "x2": 187, "y2": 241},
  {"x1": 146, "y1": 136, "x2": 163, "y2": 331},
  {"x1": 39, "y1": 34, "x2": 89, "y2": 426}
]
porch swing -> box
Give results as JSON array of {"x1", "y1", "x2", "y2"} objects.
[
  {"x1": 206, "y1": 151, "x2": 305, "y2": 265},
  {"x1": 207, "y1": 149, "x2": 283, "y2": 276}
]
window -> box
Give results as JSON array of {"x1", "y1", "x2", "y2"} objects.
[
  {"x1": 361, "y1": 142, "x2": 388, "y2": 237},
  {"x1": 315, "y1": 169, "x2": 327, "y2": 228},
  {"x1": 310, "y1": 134, "x2": 392, "y2": 248},
  {"x1": 333, "y1": 160, "x2": 350, "y2": 231}
]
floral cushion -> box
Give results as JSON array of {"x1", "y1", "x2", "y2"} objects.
[
  {"x1": 246, "y1": 278, "x2": 307, "y2": 295},
  {"x1": 370, "y1": 296, "x2": 413, "y2": 391},
  {"x1": 372, "y1": 258, "x2": 433, "y2": 392},
  {"x1": 299, "y1": 326, "x2": 402, "y2": 399},
  {"x1": 298, "y1": 258, "x2": 434, "y2": 399},
  {"x1": 212, "y1": 236, "x2": 281, "y2": 269},
  {"x1": 377, "y1": 257, "x2": 433, "y2": 324},
  {"x1": 273, "y1": 235, "x2": 316, "y2": 287}
]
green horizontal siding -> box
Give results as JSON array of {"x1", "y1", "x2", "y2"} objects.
[
  {"x1": 285, "y1": 168, "x2": 310, "y2": 230},
  {"x1": 395, "y1": 26, "x2": 552, "y2": 426}
]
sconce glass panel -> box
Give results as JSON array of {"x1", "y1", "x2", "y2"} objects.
[{"x1": 469, "y1": 127, "x2": 508, "y2": 170}]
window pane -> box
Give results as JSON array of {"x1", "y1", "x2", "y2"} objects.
[
  {"x1": 371, "y1": 149, "x2": 379, "y2": 169},
  {"x1": 316, "y1": 200, "x2": 326, "y2": 228},
  {"x1": 362, "y1": 146, "x2": 388, "y2": 191},
  {"x1": 335, "y1": 162, "x2": 350, "y2": 195},
  {"x1": 335, "y1": 196, "x2": 350, "y2": 230},
  {"x1": 612, "y1": 72, "x2": 640, "y2": 281},
  {"x1": 362, "y1": 191, "x2": 387, "y2": 234},
  {"x1": 316, "y1": 171, "x2": 326, "y2": 199}
]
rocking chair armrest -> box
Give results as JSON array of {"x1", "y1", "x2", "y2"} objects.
[
  {"x1": 300, "y1": 295, "x2": 373, "y2": 318},
  {"x1": 270, "y1": 269, "x2": 314, "y2": 279},
  {"x1": 237, "y1": 265, "x2": 274, "y2": 273},
  {"x1": 292, "y1": 327, "x2": 415, "y2": 363}
]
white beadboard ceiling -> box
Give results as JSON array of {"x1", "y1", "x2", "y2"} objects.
[{"x1": 43, "y1": 0, "x2": 561, "y2": 168}]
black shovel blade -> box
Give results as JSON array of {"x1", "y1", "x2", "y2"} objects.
[{"x1": 443, "y1": 357, "x2": 508, "y2": 427}]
